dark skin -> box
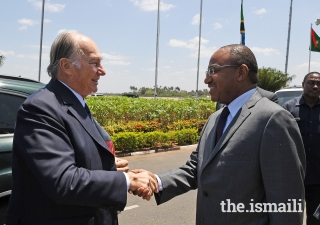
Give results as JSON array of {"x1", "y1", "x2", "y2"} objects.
[
  {"x1": 204, "y1": 46, "x2": 256, "y2": 104},
  {"x1": 302, "y1": 73, "x2": 320, "y2": 108}
]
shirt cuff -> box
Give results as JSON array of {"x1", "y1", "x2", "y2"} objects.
[
  {"x1": 123, "y1": 172, "x2": 130, "y2": 191},
  {"x1": 155, "y1": 174, "x2": 163, "y2": 191}
]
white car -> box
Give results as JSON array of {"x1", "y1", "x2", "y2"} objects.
[{"x1": 275, "y1": 87, "x2": 303, "y2": 106}]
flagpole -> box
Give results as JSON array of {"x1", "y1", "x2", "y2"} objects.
[
  {"x1": 196, "y1": 0, "x2": 203, "y2": 103},
  {"x1": 38, "y1": 0, "x2": 45, "y2": 82},
  {"x1": 240, "y1": 0, "x2": 245, "y2": 45},
  {"x1": 309, "y1": 23, "x2": 312, "y2": 73},
  {"x1": 154, "y1": 0, "x2": 160, "y2": 103},
  {"x1": 284, "y1": 0, "x2": 293, "y2": 75}
]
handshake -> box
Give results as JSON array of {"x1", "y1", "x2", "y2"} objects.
[{"x1": 115, "y1": 157, "x2": 159, "y2": 201}]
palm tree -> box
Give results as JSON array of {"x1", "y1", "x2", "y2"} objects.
[
  {"x1": 258, "y1": 67, "x2": 295, "y2": 92},
  {"x1": 0, "y1": 55, "x2": 5, "y2": 67}
]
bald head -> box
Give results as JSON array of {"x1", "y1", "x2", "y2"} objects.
[{"x1": 220, "y1": 44, "x2": 258, "y2": 84}]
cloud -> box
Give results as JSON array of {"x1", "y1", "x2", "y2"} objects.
[
  {"x1": 296, "y1": 61, "x2": 320, "y2": 69},
  {"x1": 251, "y1": 47, "x2": 280, "y2": 56},
  {"x1": 44, "y1": 19, "x2": 52, "y2": 23},
  {"x1": 0, "y1": 49, "x2": 49, "y2": 60},
  {"x1": 191, "y1": 14, "x2": 200, "y2": 25},
  {"x1": 168, "y1": 37, "x2": 216, "y2": 58},
  {"x1": 253, "y1": 8, "x2": 267, "y2": 15},
  {"x1": 129, "y1": 0, "x2": 174, "y2": 11},
  {"x1": 18, "y1": 18, "x2": 38, "y2": 26},
  {"x1": 105, "y1": 61, "x2": 131, "y2": 66},
  {"x1": 101, "y1": 53, "x2": 131, "y2": 66},
  {"x1": 28, "y1": 0, "x2": 65, "y2": 12},
  {"x1": 57, "y1": 29, "x2": 78, "y2": 35},
  {"x1": 18, "y1": 26, "x2": 28, "y2": 30},
  {"x1": 164, "y1": 66, "x2": 171, "y2": 69},
  {"x1": 23, "y1": 44, "x2": 50, "y2": 49},
  {"x1": 0, "y1": 50, "x2": 15, "y2": 56},
  {"x1": 213, "y1": 22, "x2": 223, "y2": 30}
]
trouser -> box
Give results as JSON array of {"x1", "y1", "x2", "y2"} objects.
[{"x1": 305, "y1": 184, "x2": 320, "y2": 225}]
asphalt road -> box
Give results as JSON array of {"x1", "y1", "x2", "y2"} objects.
[
  {"x1": 118, "y1": 147, "x2": 307, "y2": 225},
  {"x1": 118, "y1": 147, "x2": 197, "y2": 225}
]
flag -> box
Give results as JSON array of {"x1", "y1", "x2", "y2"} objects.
[
  {"x1": 240, "y1": 2, "x2": 245, "y2": 45},
  {"x1": 310, "y1": 28, "x2": 320, "y2": 52}
]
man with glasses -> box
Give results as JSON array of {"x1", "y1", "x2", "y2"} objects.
[
  {"x1": 6, "y1": 32, "x2": 157, "y2": 225},
  {"x1": 283, "y1": 72, "x2": 320, "y2": 225},
  {"x1": 134, "y1": 44, "x2": 305, "y2": 224}
]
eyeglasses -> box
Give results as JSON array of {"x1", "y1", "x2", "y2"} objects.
[
  {"x1": 205, "y1": 65, "x2": 239, "y2": 77},
  {"x1": 306, "y1": 80, "x2": 320, "y2": 87}
]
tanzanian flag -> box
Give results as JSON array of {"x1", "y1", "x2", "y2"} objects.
[
  {"x1": 310, "y1": 28, "x2": 320, "y2": 52},
  {"x1": 240, "y1": 2, "x2": 245, "y2": 45}
]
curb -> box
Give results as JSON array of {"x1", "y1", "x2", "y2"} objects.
[{"x1": 115, "y1": 144, "x2": 198, "y2": 157}]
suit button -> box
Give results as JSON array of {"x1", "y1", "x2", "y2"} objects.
[{"x1": 203, "y1": 191, "x2": 208, "y2": 197}]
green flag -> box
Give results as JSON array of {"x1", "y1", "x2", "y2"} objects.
[{"x1": 310, "y1": 28, "x2": 320, "y2": 52}]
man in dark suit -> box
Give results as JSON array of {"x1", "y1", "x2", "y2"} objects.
[
  {"x1": 135, "y1": 44, "x2": 306, "y2": 224},
  {"x1": 282, "y1": 72, "x2": 320, "y2": 224},
  {"x1": 216, "y1": 87, "x2": 279, "y2": 110},
  {"x1": 6, "y1": 32, "x2": 157, "y2": 225}
]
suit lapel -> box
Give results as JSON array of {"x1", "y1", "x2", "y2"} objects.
[
  {"x1": 201, "y1": 91, "x2": 262, "y2": 171},
  {"x1": 48, "y1": 79, "x2": 110, "y2": 153}
]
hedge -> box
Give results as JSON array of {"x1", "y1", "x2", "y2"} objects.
[{"x1": 112, "y1": 128, "x2": 199, "y2": 152}]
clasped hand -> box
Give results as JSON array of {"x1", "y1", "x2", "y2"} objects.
[{"x1": 127, "y1": 169, "x2": 159, "y2": 201}]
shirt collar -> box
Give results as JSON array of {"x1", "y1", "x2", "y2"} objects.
[
  {"x1": 226, "y1": 88, "x2": 256, "y2": 118},
  {"x1": 58, "y1": 80, "x2": 86, "y2": 107}
]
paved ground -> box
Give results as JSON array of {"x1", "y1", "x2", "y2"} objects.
[{"x1": 119, "y1": 145, "x2": 306, "y2": 225}]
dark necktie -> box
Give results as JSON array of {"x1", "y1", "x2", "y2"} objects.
[
  {"x1": 84, "y1": 103, "x2": 94, "y2": 123},
  {"x1": 215, "y1": 106, "x2": 230, "y2": 144}
]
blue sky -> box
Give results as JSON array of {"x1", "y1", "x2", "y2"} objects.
[{"x1": 1, "y1": 0, "x2": 320, "y2": 93}]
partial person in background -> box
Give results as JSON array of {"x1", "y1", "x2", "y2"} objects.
[
  {"x1": 134, "y1": 44, "x2": 305, "y2": 225},
  {"x1": 6, "y1": 31, "x2": 157, "y2": 225},
  {"x1": 216, "y1": 86, "x2": 278, "y2": 110},
  {"x1": 283, "y1": 71, "x2": 320, "y2": 225}
]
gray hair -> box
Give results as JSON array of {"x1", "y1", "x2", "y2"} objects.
[
  {"x1": 223, "y1": 44, "x2": 258, "y2": 84},
  {"x1": 47, "y1": 31, "x2": 84, "y2": 78}
]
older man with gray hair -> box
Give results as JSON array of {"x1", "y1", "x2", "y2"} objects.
[{"x1": 6, "y1": 32, "x2": 157, "y2": 225}]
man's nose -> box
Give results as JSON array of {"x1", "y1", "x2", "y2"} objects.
[
  {"x1": 204, "y1": 75, "x2": 212, "y2": 84},
  {"x1": 97, "y1": 65, "x2": 106, "y2": 76}
]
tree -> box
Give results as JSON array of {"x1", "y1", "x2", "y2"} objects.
[
  {"x1": 0, "y1": 55, "x2": 5, "y2": 67},
  {"x1": 129, "y1": 86, "x2": 138, "y2": 93},
  {"x1": 257, "y1": 67, "x2": 295, "y2": 92}
]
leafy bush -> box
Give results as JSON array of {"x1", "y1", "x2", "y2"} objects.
[
  {"x1": 86, "y1": 96, "x2": 215, "y2": 126},
  {"x1": 112, "y1": 129, "x2": 199, "y2": 152},
  {"x1": 103, "y1": 119, "x2": 206, "y2": 135}
]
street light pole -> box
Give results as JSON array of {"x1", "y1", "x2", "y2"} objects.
[
  {"x1": 195, "y1": 0, "x2": 203, "y2": 103},
  {"x1": 38, "y1": 0, "x2": 45, "y2": 82},
  {"x1": 284, "y1": 0, "x2": 293, "y2": 75},
  {"x1": 154, "y1": 0, "x2": 160, "y2": 103}
]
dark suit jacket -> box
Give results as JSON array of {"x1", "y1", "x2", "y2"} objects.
[
  {"x1": 155, "y1": 90, "x2": 306, "y2": 225},
  {"x1": 216, "y1": 87, "x2": 279, "y2": 110},
  {"x1": 6, "y1": 79, "x2": 127, "y2": 225}
]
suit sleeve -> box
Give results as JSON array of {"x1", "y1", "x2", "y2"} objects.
[
  {"x1": 14, "y1": 98, "x2": 127, "y2": 209},
  {"x1": 260, "y1": 109, "x2": 306, "y2": 224}
]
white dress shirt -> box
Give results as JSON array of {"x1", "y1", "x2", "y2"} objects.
[
  {"x1": 58, "y1": 80, "x2": 130, "y2": 191},
  {"x1": 156, "y1": 88, "x2": 256, "y2": 191}
]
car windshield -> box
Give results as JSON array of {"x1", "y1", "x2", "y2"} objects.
[{"x1": 276, "y1": 90, "x2": 303, "y2": 106}]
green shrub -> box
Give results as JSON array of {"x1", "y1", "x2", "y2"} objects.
[{"x1": 111, "y1": 129, "x2": 199, "y2": 152}]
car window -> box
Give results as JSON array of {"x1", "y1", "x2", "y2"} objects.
[
  {"x1": 0, "y1": 93, "x2": 26, "y2": 134},
  {"x1": 276, "y1": 90, "x2": 303, "y2": 106}
]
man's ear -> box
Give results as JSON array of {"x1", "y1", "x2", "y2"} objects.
[
  {"x1": 237, "y1": 64, "x2": 249, "y2": 82},
  {"x1": 59, "y1": 58, "x2": 73, "y2": 75}
]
